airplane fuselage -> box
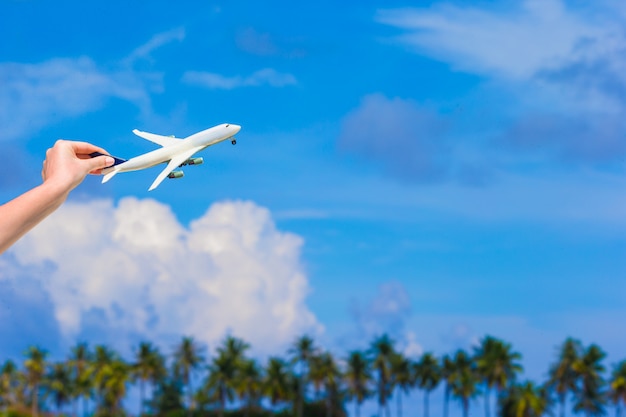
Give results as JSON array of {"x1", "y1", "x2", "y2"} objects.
[
  {"x1": 101, "y1": 123, "x2": 241, "y2": 191},
  {"x1": 114, "y1": 123, "x2": 240, "y2": 172}
]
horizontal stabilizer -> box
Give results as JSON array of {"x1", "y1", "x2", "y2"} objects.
[
  {"x1": 102, "y1": 169, "x2": 119, "y2": 184},
  {"x1": 132, "y1": 129, "x2": 182, "y2": 147}
]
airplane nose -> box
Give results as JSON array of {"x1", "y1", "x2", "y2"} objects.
[{"x1": 230, "y1": 124, "x2": 241, "y2": 133}]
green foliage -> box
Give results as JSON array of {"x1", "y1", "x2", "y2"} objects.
[
  {"x1": 149, "y1": 378, "x2": 185, "y2": 417},
  {"x1": 499, "y1": 381, "x2": 550, "y2": 417},
  {"x1": 1, "y1": 334, "x2": 624, "y2": 417},
  {"x1": 5, "y1": 407, "x2": 34, "y2": 417}
]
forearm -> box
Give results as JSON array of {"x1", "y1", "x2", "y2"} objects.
[{"x1": 0, "y1": 182, "x2": 68, "y2": 254}]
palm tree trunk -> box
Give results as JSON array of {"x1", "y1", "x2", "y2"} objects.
[
  {"x1": 424, "y1": 391, "x2": 429, "y2": 417},
  {"x1": 397, "y1": 390, "x2": 402, "y2": 417},
  {"x1": 463, "y1": 398, "x2": 469, "y2": 417},
  {"x1": 378, "y1": 378, "x2": 384, "y2": 417},
  {"x1": 485, "y1": 386, "x2": 491, "y2": 417},
  {"x1": 355, "y1": 400, "x2": 360, "y2": 417},
  {"x1": 139, "y1": 380, "x2": 145, "y2": 416},
  {"x1": 560, "y1": 394, "x2": 566, "y2": 417},
  {"x1": 443, "y1": 385, "x2": 450, "y2": 417},
  {"x1": 325, "y1": 391, "x2": 331, "y2": 417},
  {"x1": 32, "y1": 383, "x2": 38, "y2": 417},
  {"x1": 82, "y1": 395, "x2": 88, "y2": 417},
  {"x1": 298, "y1": 374, "x2": 304, "y2": 417},
  {"x1": 186, "y1": 376, "x2": 193, "y2": 417},
  {"x1": 218, "y1": 386, "x2": 225, "y2": 417}
]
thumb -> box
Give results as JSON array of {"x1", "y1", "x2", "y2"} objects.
[{"x1": 85, "y1": 155, "x2": 115, "y2": 173}]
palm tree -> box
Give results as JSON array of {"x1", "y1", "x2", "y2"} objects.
[
  {"x1": 89, "y1": 344, "x2": 116, "y2": 411},
  {"x1": 212, "y1": 335, "x2": 250, "y2": 416},
  {"x1": 610, "y1": 361, "x2": 626, "y2": 417},
  {"x1": 345, "y1": 351, "x2": 372, "y2": 417},
  {"x1": 441, "y1": 355, "x2": 455, "y2": 417},
  {"x1": 100, "y1": 359, "x2": 130, "y2": 414},
  {"x1": 450, "y1": 349, "x2": 479, "y2": 417},
  {"x1": 219, "y1": 335, "x2": 250, "y2": 362},
  {"x1": 24, "y1": 346, "x2": 47, "y2": 417},
  {"x1": 132, "y1": 341, "x2": 165, "y2": 416},
  {"x1": 474, "y1": 336, "x2": 523, "y2": 417},
  {"x1": 318, "y1": 352, "x2": 342, "y2": 417},
  {"x1": 173, "y1": 336, "x2": 205, "y2": 415},
  {"x1": 235, "y1": 359, "x2": 263, "y2": 417},
  {"x1": 68, "y1": 342, "x2": 92, "y2": 417},
  {"x1": 369, "y1": 334, "x2": 395, "y2": 417},
  {"x1": 205, "y1": 350, "x2": 238, "y2": 417},
  {"x1": 308, "y1": 354, "x2": 326, "y2": 402},
  {"x1": 289, "y1": 335, "x2": 316, "y2": 417},
  {"x1": 414, "y1": 353, "x2": 441, "y2": 417},
  {"x1": 0, "y1": 360, "x2": 18, "y2": 412},
  {"x1": 573, "y1": 344, "x2": 607, "y2": 417},
  {"x1": 548, "y1": 338, "x2": 583, "y2": 417},
  {"x1": 390, "y1": 352, "x2": 411, "y2": 417},
  {"x1": 47, "y1": 362, "x2": 73, "y2": 414},
  {"x1": 263, "y1": 357, "x2": 290, "y2": 410},
  {"x1": 499, "y1": 381, "x2": 549, "y2": 417}
]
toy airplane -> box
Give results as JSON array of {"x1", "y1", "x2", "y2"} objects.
[{"x1": 97, "y1": 123, "x2": 241, "y2": 191}]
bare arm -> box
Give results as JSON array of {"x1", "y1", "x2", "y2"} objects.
[{"x1": 0, "y1": 140, "x2": 114, "y2": 254}]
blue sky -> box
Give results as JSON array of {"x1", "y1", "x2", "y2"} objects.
[{"x1": 2, "y1": 0, "x2": 626, "y2": 415}]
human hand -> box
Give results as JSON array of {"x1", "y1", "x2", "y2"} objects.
[{"x1": 42, "y1": 140, "x2": 115, "y2": 195}]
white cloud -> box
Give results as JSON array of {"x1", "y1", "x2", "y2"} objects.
[
  {"x1": 0, "y1": 57, "x2": 154, "y2": 141},
  {"x1": 183, "y1": 68, "x2": 297, "y2": 90},
  {"x1": 377, "y1": 0, "x2": 612, "y2": 80},
  {"x1": 0, "y1": 27, "x2": 189, "y2": 142},
  {"x1": 351, "y1": 280, "x2": 412, "y2": 339},
  {"x1": 125, "y1": 27, "x2": 186, "y2": 64},
  {"x1": 402, "y1": 331, "x2": 423, "y2": 358},
  {"x1": 376, "y1": 0, "x2": 626, "y2": 165},
  {"x1": 8, "y1": 198, "x2": 322, "y2": 354}
]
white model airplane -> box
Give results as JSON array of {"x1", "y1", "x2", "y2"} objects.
[{"x1": 99, "y1": 123, "x2": 241, "y2": 191}]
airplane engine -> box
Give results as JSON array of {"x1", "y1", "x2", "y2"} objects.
[
  {"x1": 187, "y1": 157, "x2": 204, "y2": 165},
  {"x1": 179, "y1": 157, "x2": 204, "y2": 167},
  {"x1": 168, "y1": 171, "x2": 184, "y2": 179}
]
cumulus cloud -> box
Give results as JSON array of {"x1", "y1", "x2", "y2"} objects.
[
  {"x1": 403, "y1": 331, "x2": 424, "y2": 358},
  {"x1": 183, "y1": 68, "x2": 297, "y2": 90},
  {"x1": 6, "y1": 198, "x2": 321, "y2": 354},
  {"x1": 350, "y1": 281, "x2": 422, "y2": 355},
  {"x1": 351, "y1": 281, "x2": 411, "y2": 337},
  {"x1": 0, "y1": 57, "x2": 154, "y2": 141},
  {"x1": 338, "y1": 93, "x2": 452, "y2": 182},
  {"x1": 377, "y1": 0, "x2": 626, "y2": 166}
]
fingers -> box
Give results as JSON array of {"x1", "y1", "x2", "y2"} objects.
[
  {"x1": 84, "y1": 155, "x2": 115, "y2": 174},
  {"x1": 60, "y1": 140, "x2": 110, "y2": 157}
]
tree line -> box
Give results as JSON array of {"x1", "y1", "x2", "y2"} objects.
[{"x1": 0, "y1": 334, "x2": 625, "y2": 417}]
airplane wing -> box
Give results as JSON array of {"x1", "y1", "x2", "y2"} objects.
[
  {"x1": 148, "y1": 147, "x2": 202, "y2": 191},
  {"x1": 133, "y1": 129, "x2": 182, "y2": 147}
]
